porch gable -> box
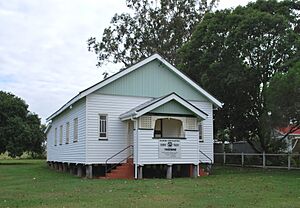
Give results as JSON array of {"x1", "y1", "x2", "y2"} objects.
[
  {"x1": 150, "y1": 100, "x2": 194, "y2": 116},
  {"x1": 120, "y1": 92, "x2": 208, "y2": 121}
]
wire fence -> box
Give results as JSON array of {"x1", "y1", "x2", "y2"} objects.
[{"x1": 214, "y1": 152, "x2": 300, "y2": 170}]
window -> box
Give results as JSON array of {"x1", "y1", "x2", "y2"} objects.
[
  {"x1": 66, "y1": 122, "x2": 70, "y2": 144},
  {"x1": 99, "y1": 114, "x2": 107, "y2": 139},
  {"x1": 73, "y1": 118, "x2": 78, "y2": 142},
  {"x1": 154, "y1": 119, "x2": 162, "y2": 138},
  {"x1": 186, "y1": 117, "x2": 197, "y2": 130},
  {"x1": 199, "y1": 123, "x2": 204, "y2": 142},
  {"x1": 59, "y1": 125, "x2": 63, "y2": 145},
  {"x1": 140, "y1": 116, "x2": 152, "y2": 129},
  {"x1": 54, "y1": 128, "x2": 57, "y2": 146}
]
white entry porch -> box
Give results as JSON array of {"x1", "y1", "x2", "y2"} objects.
[{"x1": 119, "y1": 93, "x2": 212, "y2": 179}]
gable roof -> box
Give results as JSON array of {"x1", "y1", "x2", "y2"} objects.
[
  {"x1": 119, "y1": 92, "x2": 208, "y2": 121},
  {"x1": 47, "y1": 54, "x2": 223, "y2": 121}
]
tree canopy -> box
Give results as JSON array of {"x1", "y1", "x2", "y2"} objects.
[
  {"x1": 0, "y1": 91, "x2": 45, "y2": 157},
  {"x1": 87, "y1": 0, "x2": 300, "y2": 153},
  {"x1": 177, "y1": 0, "x2": 300, "y2": 152},
  {"x1": 266, "y1": 62, "x2": 300, "y2": 133},
  {"x1": 87, "y1": 0, "x2": 219, "y2": 67}
]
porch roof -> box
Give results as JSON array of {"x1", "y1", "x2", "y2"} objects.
[{"x1": 119, "y1": 92, "x2": 208, "y2": 121}]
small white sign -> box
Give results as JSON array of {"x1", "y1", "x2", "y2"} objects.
[{"x1": 159, "y1": 139, "x2": 181, "y2": 159}]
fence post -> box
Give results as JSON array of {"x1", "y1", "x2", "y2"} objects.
[
  {"x1": 262, "y1": 152, "x2": 266, "y2": 168},
  {"x1": 288, "y1": 153, "x2": 291, "y2": 170},
  {"x1": 241, "y1": 152, "x2": 244, "y2": 167},
  {"x1": 223, "y1": 152, "x2": 226, "y2": 165}
]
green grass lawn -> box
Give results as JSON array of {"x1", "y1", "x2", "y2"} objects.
[{"x1": 0, "y1": 160, "x2": 299, "y2": 208}]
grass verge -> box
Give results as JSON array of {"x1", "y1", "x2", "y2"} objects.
[{"x1": 0, "y1": 160, "x2": 299, "y2": 208}]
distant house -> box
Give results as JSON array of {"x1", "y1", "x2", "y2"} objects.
[
  {"x1": 214, "y1": 126, "x2": 300, "y2": 154},
  {"x1": 276, "y1": 126, "x2": 300, "y2": 153},
  {"x1": 45, "y1": 54, "x2": 222, "y2": 179}
]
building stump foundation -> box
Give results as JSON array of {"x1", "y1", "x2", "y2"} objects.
[
  {"x1": 77, "y1": 165, "x2": 83, "y2": 177},
  {"x1": 69, "y1": 164, "x2": 74, "y2": 175},
  {"x1": 55, "y1": 162, "x2": 59, "y2": 171},
  {"x1": 191, "y1": 164, "x2": 198, "y2": 178},
  {"x1": 166, "y1": 164, "x2": 172, "y2": 179},
  {"x1": 58, "y1": 163, "x2": 63, "y2": 172},
  {"x1": 138, "y1": 165, "x2": 143, "y2": 179},
  {"x1": 62, "y1": 163, "x2": 68, "y2": 172},
  {"x1": 86, "y1": 165, "x2": 93, "y2": 179}
]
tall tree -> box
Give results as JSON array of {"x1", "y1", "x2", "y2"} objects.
[
  {"x1": 88, "y1": 0, "x2": 219, "y2": 68},
  {"x1": 0, "y1": 91, "x2": 45, "y2": 157},
  {"x1": 266, "y1": 62, "x2": 300, "y2": 138},
  {"x1": 177, "y1": 0, "x2": 300, "y2": 152}
]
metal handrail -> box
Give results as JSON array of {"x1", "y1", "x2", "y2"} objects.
[
  {"x1": 199, "y1": 149, "x2": 213, "y2": 164},
  {"x1": 105, "y1": 145, "x2": 133, "y2": 175}
]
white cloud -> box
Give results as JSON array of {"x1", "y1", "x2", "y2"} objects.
[
  {"x1": 0, "y1": 0, "x2": 251, "y2": 123},
  {"x1": 0, "y1": 0, "x2": 127, "y2": 122}
]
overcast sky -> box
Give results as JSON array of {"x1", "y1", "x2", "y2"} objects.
[{"x1": 0, "y1": 0, "x2": 252, "y2": 123}]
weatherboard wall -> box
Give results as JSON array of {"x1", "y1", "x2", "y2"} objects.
[
  {"x1": 46, "y1": 94, "x2": 214, "y2": 164},
  {"x1": 95, "y1": 60, "x2": 208, "y2": 102},
  {"x1": 46, "y1": 98, "x2": 86, "y2": 163},
  {"x1": 85, "y1": 93, "x2": 214, "y2": 164},
  {"x1": 136, "y1": 129, "x2": 199, "y2": 165},
  {"x1": 191, "y1": 101, "x2": 214, "y2": 163},
  {"x1": 135, "y1": 101, "x2": 214, "y2": 164},
  {"x1": 85, "y1": 94, "x2": 150, "y2": 164}
]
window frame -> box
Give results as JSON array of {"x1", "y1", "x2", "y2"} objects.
[
  {"x1": 59, "y1": 125, "x2": 63, "y2": 145},
  {"x1": 99, "y1": 114, "x2": 108, "y2": 140},
  {"x1": 154, "y1": 119, "x2": 163, "y2": 138},
  {"x1": 66, "y1": 122, "x2": 70, "y2": 144},
  {"x1": 54, "y1": 127, "x2": 57, "y2": 146},
  {"x1": 199, "y1": 122, "x2": 204, "y2": 143},
  {"x1": 73, "y1": 118, "x2": 78, "y2": 143}
]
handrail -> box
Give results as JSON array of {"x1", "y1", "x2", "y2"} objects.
[
  {"x1": 199, "y1": 149, "x2": 213, "y2": 164},
  {"x1": 105, "y1": 145, "x2": 133, "y2": 175}
]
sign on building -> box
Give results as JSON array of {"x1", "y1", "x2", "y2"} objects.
[{"x1": 159, "y1": 139, "x2": 181, "y2": 159}]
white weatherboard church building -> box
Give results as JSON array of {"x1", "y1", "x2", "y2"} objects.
[{"x1": 45, "y1": 54, "x2": 222, "y2": 179}]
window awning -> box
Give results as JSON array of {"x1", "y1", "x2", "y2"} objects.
[{"x1": 120, "y1": 92, "x2": 208, "y2": 121}]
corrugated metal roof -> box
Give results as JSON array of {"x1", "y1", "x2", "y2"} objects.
[{"x1": 277, "y1": 126, "x2": 300, "y2": 135}]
